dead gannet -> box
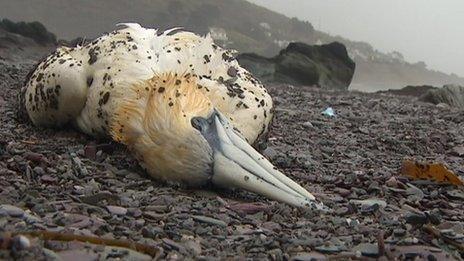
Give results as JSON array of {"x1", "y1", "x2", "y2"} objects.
[{"x1": 20, "y1": 23, "x2": 321, "y2": 208}]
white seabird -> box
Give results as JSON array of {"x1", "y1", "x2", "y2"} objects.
[{"x1": 21, "y1": 23, "x2": 320, "y2": 208}]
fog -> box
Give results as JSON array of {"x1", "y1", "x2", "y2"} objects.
[{"x1": 249, "y1": 0, "x2": 464, "y2": 77}]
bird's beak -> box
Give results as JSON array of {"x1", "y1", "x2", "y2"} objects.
[{"x1": 192, "y1": 110, "x2": 322, "y2": 209}]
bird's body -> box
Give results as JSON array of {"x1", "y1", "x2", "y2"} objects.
[
  {"x1": 23, "y1": 23, "x2": 272, "y2": 146},
  {"x1": 21, "y1": 23, "x2": 320, "y2": 208}
]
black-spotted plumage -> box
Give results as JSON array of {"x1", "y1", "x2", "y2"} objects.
[{"x1": 22, "y1": 23, "x2": 273, "y2": 145}]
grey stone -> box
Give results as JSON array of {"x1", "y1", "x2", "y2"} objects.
[
  {"x1": 106, "y1": 205, "x2": 127, "y2": 216},
  {"x1": 0, "y1": 204, "x2": 25, "y2": 217}
]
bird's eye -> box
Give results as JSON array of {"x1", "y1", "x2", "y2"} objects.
[{"x1": 191, "y1": 116, "x2": 207, "y2": 132}]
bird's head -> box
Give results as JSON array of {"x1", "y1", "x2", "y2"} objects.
[{"x1": 111, "y1": 73, "x2": 321, "y2": 208}]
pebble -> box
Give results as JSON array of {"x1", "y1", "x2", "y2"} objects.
[
  {"x1": 83, "y1": 144, "x2": 97, "y2": 160},
  {"x1": 335, "y1": 207, "x2": 350, "y2": 216},
  {"x1": 302, "y1": 121, "x2": 314, "y2": 128},
  {"x1": 106, "y1": 206, "x2": 127, "y2": 216},
  {"x1": 268, "y1": 248, "x2": 283, "y2": 260},
  {"x1": 262, "y1": 221, "x2": 281, "y2": 231},
  {"x1": 315, "y1": 244, "x2": 341, "y2": 254},
  {"x1": 451, "y1": 146, "x2": 464, "y2": 156},
  {"x1": 347, "y1": 218, "x2": 360, "y2": 227},
  {"x1": 23, "y1": 213, "x2": 42, "y2": 224},
  {"x1": 141, "y1": 226, "x2": 163, "y2": 239},
  {"x1": 393, "y1": 228, "x2": 406, "y2": 237},
  {"x1": 183, "y1": 239, "x2": 202, "y2": 256},
  {"x1": 33, "y1": 166, "x2": 45, "y2": 175},
  {"x1": 71, "y1": 155, "x2": 89, "y2": 176},
  {"x1": 129, "y1": 221, "x2": 144, "y2": 231},
  {"x1": 435, "y1": 103, "x2": 450, "y2": 109},
  {"x1": 351, "y1": 198, "x2": 387, "y2": 208},
  {"x1": 446, "y1": 190, "x2": 464, "y2": 200},
  {"x1": 385, "y1": 176, "x2": 399, "y2": 187},
  {"x1": 406, "y1": 184, "x2": 424, "y2": 201},
  {"x1": 80, "y1": 192, "x2": 119, "y2": 205},
  {"x1": 143, "y1": 211, "x2": 164, "y2": 220},
  {"x1": 354, "y1": 243, "x2": 379, "y2": 257},
  {"x1": 127, "y1": 208, "x2": 142, "y2": 218},
  {"x1": 24, "y1": 151, "x2": 46, "y2": 163},
  {"x1": 425, "y1": 210, "x2": 441, "y2": 225},
  {"x1": 12, "y1": 235, "x2": 31, "y2": 250},
  {"x1": 162, "y1": 238, "x2": 185, "y2": 252},
  {"x1": 40, "y1": 174, "x2": 57, "y2": 183},
  {"x1": 291, "y1": 251, "x2": 326, "y2": 261},
  {"x1": 334, "y1": 188, "x2": 351, "y2": 197},
  {"x1": 402, "y1": 237, "x2": 419, "y2": 244},
  {"x1": 0, "y1": 204, "x2": 25, "y2": 217},
  {"x1": 192, "y1": 215, "x2": 227, "y2": 227},
  {"x1": 405, "y1": 212, "x2": 428, "y2": 226}
]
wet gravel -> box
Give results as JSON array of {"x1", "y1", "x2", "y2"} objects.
[{"x1": 1, "y1": 61, "x2": 464, "y2": 260}]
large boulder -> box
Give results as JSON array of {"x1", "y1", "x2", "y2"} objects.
[
  {"x1": 0, "y1": 19, "x2": 56, "y2": 63},
  {"x1": 377, "y1": 85, "x2": 437, "y2": 97},
  {"x1": 377, "y1": 84, "x2": 464, "y2": 109},
  {"x1": 237, "y1": 42, "x2": 355, "y2": 90},
  {"x1": 419, "y1": 84, "x2": 464, "y2": 109},
  {"x1": 0, "y1": 19, "x2": 56, "y2": 46}
]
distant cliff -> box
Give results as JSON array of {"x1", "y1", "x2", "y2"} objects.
[{"x1": 1, "y1": 0, "x2": 463, "y2": 90}]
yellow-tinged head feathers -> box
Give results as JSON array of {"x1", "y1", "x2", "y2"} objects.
[
  {"x1": 110, "y1": 73, "x2": 214, "y2": 185},
  {"x1": 111, "y1": 73, "x2": 213, "y2": 143}
]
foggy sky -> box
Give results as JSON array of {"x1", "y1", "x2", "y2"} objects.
[{"x1": 249, "y1": 0, "x2": 464, "y2": 77}]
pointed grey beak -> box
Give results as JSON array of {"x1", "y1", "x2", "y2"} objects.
[{"x1": 192, "y1": 110, "x2": 323, "y2": 209}]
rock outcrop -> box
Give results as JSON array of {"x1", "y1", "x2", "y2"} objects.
[
  {"x1": 237, "y1": 42, "x2": 356, "y2": 90},
  {"x1": 0, "y1": 19, "x2": 56, "y2": 63},
  {"x1": 419, "y1": 84, "x2": 464, "y2": 109},
  {"x1": 378, "y1": 84, "x2": 464, "y2": 109},
  {"x1": 377, "y1": 85, "x2": 437, "y2": 97},
  {"x1": 0, "y1": 19, "x2": 56, "y2": 45}
]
